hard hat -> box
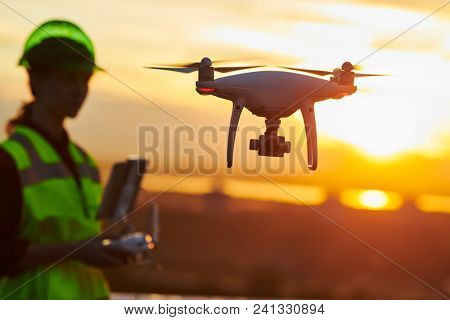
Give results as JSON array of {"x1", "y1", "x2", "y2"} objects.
[{"x1": 19, "y1": 19, "x2": 102, "y2": 72}]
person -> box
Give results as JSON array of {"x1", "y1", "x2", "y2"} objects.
[{"x1": 0, "y1": 20, "x2": 132, "y2": 299}]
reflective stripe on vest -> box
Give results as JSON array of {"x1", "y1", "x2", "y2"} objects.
[{"x1": 10, "y1": 133, "x2": 99, "y2": 186}]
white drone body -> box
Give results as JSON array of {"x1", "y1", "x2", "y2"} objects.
[
  {"x1": 148, "y1": 58, "x2": 383, "y2": 171},
  {"x1": 198, "y1": 71, "x2": 356, "y2": 118}
]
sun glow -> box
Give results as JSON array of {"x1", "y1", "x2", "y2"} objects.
[
  {"x1": 358, "y1": 190, "x2": 389, "y2": 209},
  {"x1": 340, "y1": 189, "x2": 403, "y2": 211},
  {"x1": 309, "y1": 94, "x2": 426, "y2": 159}
]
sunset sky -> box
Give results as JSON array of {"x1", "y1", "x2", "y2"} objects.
[{"x1": 1, "y1": 0, "x2": 449, "y2": 201}]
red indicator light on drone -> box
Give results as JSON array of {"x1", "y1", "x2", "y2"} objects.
[
  {"x1": 200, "y1": 87, "x2": 215, "y2": 93},
  {"x1": 197, "y1": 87, "x2": 215, "y2": 95}
]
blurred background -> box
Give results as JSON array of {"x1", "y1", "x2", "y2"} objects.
[{"x1": 1, "y1": 0, "x2": 449, "y2": 299}]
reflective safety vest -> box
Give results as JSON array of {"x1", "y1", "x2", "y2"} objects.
[{"x1": 0, "y1": 125, "x2": 109, "y2": 299}]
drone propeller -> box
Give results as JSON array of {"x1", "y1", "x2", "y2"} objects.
[
  {"x1": 278, "y1": 67, "x2": 332, "y2": 76},
  {"x1": 144, "y1": 66, "x2": 263, "y2": 73},
  {"x1": 145, "y1": 66, "x2": 198, "y2": 73},
  {"x1": 215, "y1": 66, "x2": 264, "y2": 73},
  {"x1": 278, "y1": 61, "x2": 387, "y2": 77},
  {"x1": 159, "y1": 58, "x2": 256, "y2": 68},
  {"x1": 145, "y1": 57, "x2": 263, "y2": 74},
  {"x1": 354, "y1": 73, "x2": 387, "y2": 77},
  {"x1": 145, "y1": 65, "x2": 264, "y2": 74}
]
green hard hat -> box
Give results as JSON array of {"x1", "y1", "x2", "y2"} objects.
[{"x1": 19, "y1": 19, "x2": 102, "y2": 72}]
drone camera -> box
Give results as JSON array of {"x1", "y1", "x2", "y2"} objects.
[{"x1": 249, "y1": 134, "x2": 291, "y2": 157}]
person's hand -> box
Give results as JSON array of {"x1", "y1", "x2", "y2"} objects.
[{"x1": 73, "y1": 237, "x2": 135, "y2": 268}]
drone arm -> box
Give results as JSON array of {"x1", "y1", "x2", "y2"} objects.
[
  {"x1": 300, "y1": 102, "x2": 318, "y2": 171},
  {"x1": 227, "y1": 100, "x2": 244, "y2": 168}
]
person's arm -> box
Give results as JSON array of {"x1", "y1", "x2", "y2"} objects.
[
  {"x1": 0, "y1": 149, "x2": 30, "y2": 276},
  {"x1": 18, "y1": 238, "x2": 134, "y2": 270},
  {"x1": 0, "y1": 149, "x2": 132, "y2": 274}
]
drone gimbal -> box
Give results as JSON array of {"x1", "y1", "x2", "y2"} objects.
[{"x1": 249, "y1": 119, "x2": 291, "y2": 157}]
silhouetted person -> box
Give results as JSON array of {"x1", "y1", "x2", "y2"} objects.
[{"x1": 0, "y1": 20, "x2": 132, "y2": 299}]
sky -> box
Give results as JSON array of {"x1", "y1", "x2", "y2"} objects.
[{"x1": 0, "y1": 0, "x2": 449, "y2": 197}]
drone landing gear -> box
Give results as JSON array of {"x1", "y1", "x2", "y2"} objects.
[
  {"x1": 226, "y1": 101, "x2": 318, "y2": 171},
  {"x1": 300, "y1": 103, "x2": 318, "y2": 170},
  {"x1": 249, "y1": 118, "x2": 291, "y2": 157},
  {"x1": 227, "y1": 100, "x2": 244, "y2": 168}
]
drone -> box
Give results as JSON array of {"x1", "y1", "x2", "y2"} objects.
[{"x1": 146, "y1": 58, "x2": 385, "y2": 171}]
